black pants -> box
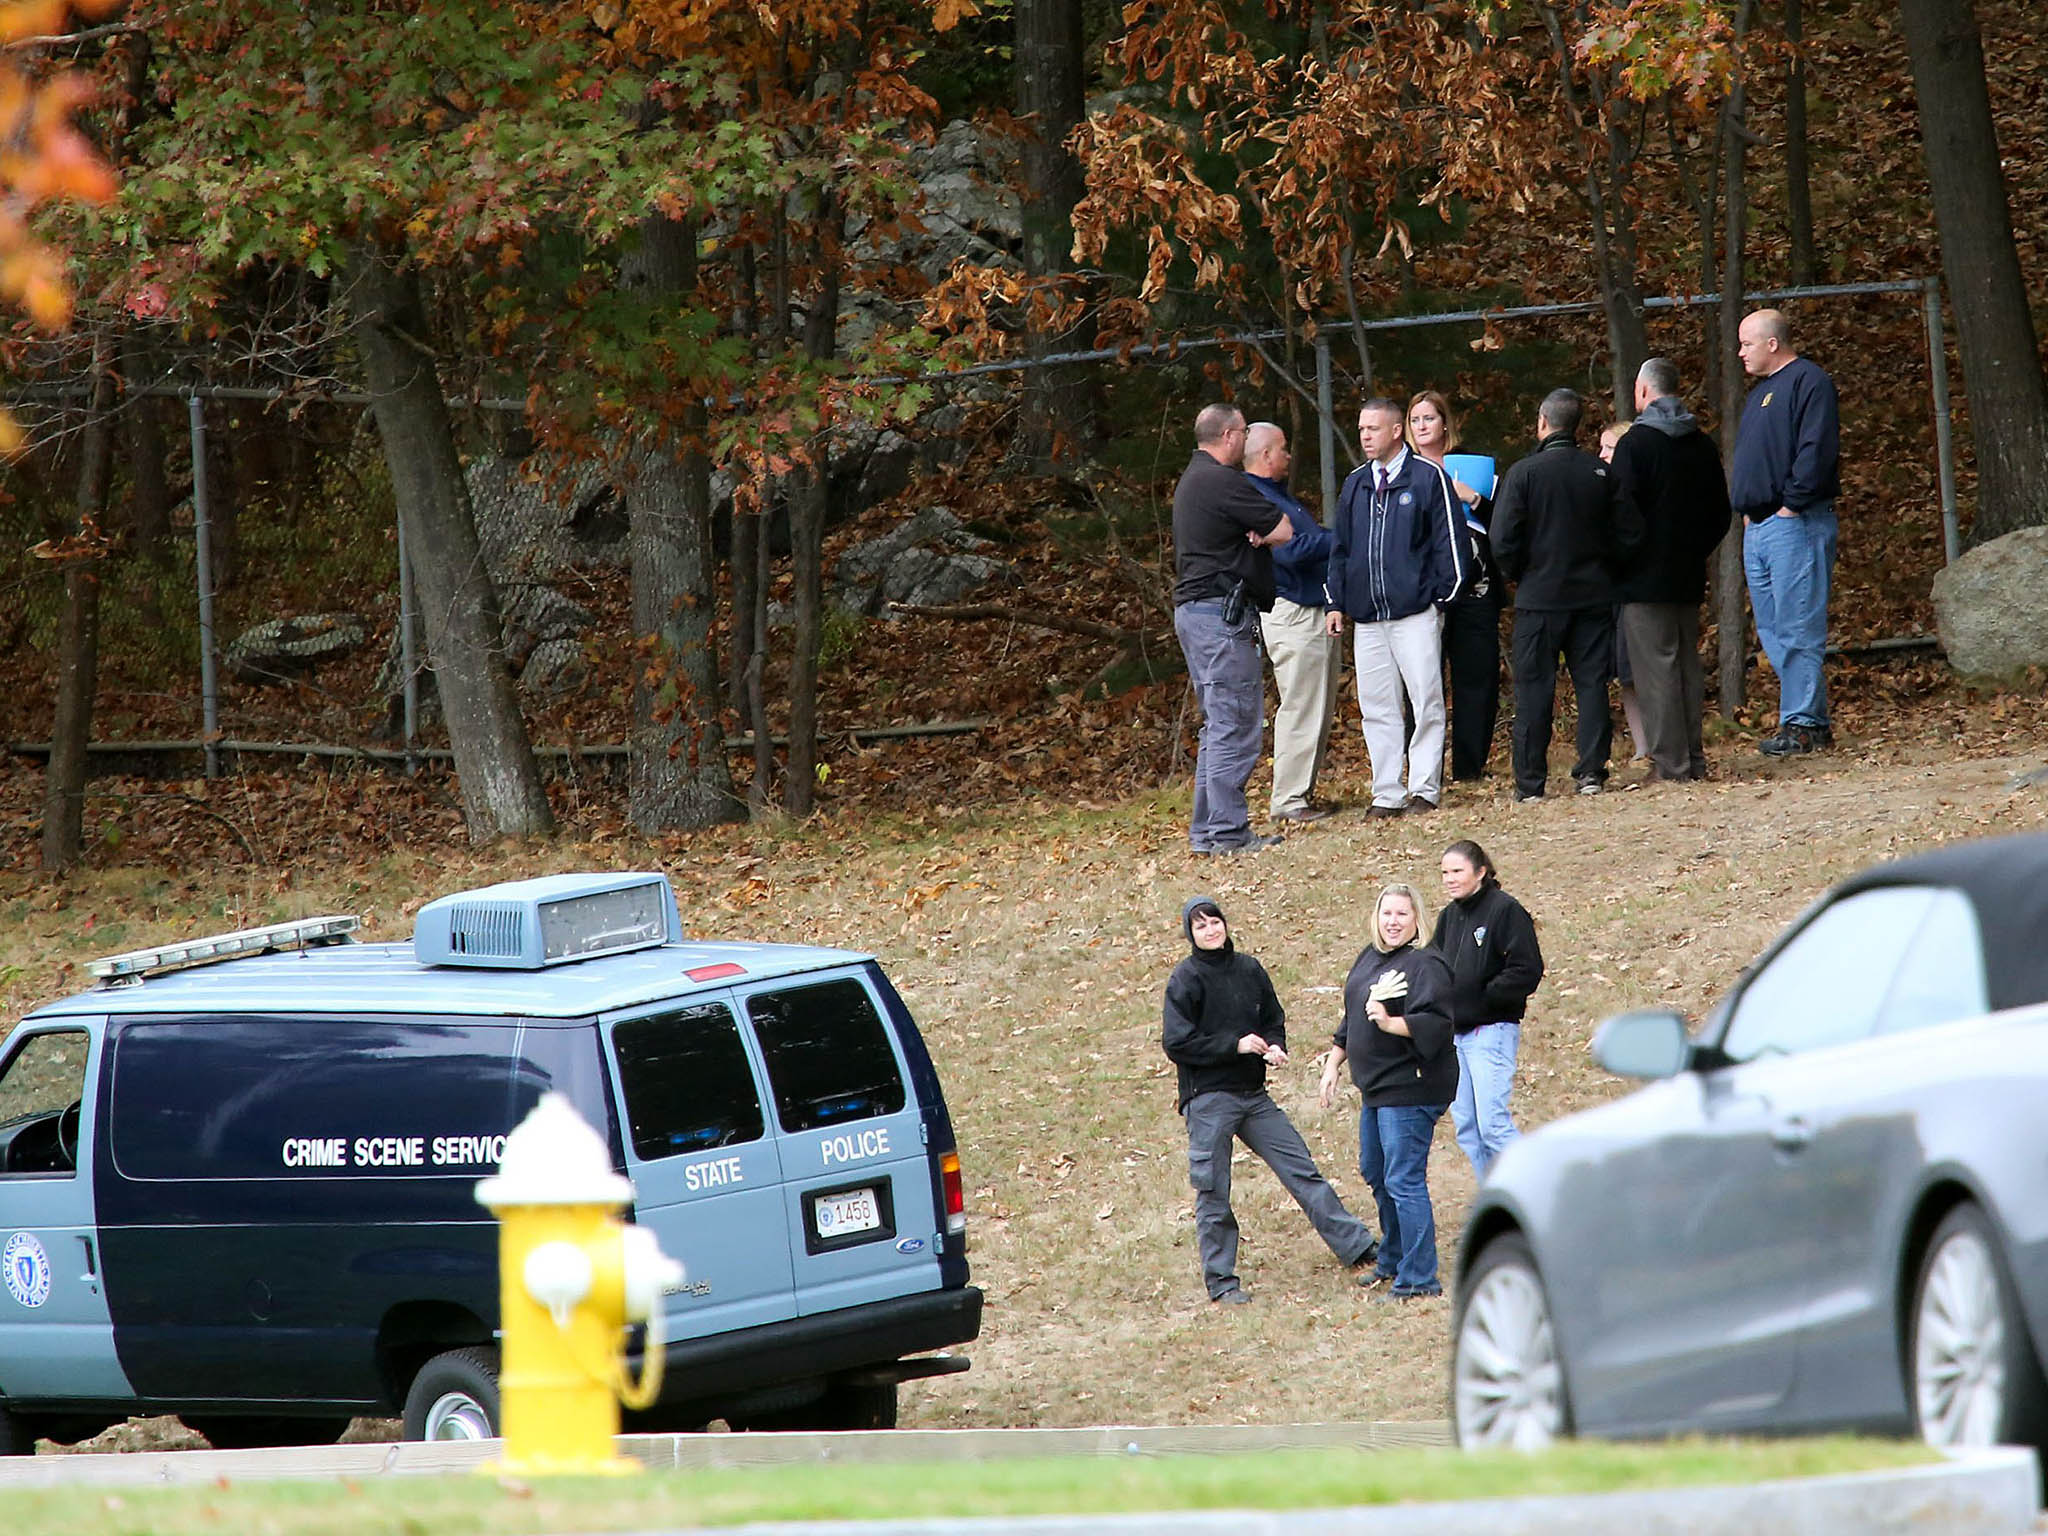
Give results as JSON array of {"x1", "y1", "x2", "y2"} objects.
[
  {"x1": 1511, "y1": 606, "x2": 1615, "y2": 796},
  {"x1": 1444, "y1": 596, "x2": 1503, "y2": 780}
]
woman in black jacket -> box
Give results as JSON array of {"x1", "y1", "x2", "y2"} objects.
[
  {"x1": 1164, "y1": 897, "x2": 1378, "y2": 1304},
  {"x1": 1318, "y1": 883, "x2": 1458, "y2": 1298},
  {"x1": 1428, "y1": 839, "x2": 1545, "y2": 1179}
]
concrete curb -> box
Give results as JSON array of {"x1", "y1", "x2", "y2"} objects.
[{"x1": 577, "y1": 1448, "x2": 2042, "y2": 1536}]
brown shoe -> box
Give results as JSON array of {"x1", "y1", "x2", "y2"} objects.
[
  {"x1": 1273, "y1": 805, "x2": 1336, "y2": 824},
  {"x1": 1405, "y1": 795, "x2": 1438, "y2": 814},
  {"x1": 1366, "y1": 804, "x2": 1406, "y2": 819}
]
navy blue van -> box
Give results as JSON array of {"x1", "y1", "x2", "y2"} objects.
[{"x1": 0, "y1": 873, "x2": 979, "y2": 1450}]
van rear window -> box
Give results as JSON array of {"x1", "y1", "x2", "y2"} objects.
[
  {"x1": 746, "y1": 979, "x2": 906, "y2": 1132},
  {"x1": 611, "y1": 1004, "x2": 764, "y2": 1161},
  {"x1": 108, "y1": 1017, "x2": 600, "y2": 1181}
]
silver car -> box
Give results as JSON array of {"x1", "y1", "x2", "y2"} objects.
[{"x1": 1451, "y1": 833, "x2": 2048, "y2": 1452}]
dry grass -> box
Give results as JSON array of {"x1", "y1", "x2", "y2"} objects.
[{"x1": 4, "y1": 740, "x2": 2046, "y2": 1438}]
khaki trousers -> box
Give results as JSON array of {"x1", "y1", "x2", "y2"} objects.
[{"x1": 1260, "y1": 597, "x2": 1341, "y2": 815}]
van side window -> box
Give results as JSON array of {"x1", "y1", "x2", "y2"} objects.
[
  {"x1": 747, "y1": 979, "x2": 906, "y2": 1132},
  {"x1": 612, "y1": 1005, "x2": 764, "y2": 1161},
  {"x1": 0, "y1": 1030, "x2": 88, "y2": 1177}
]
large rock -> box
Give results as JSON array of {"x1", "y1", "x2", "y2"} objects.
[
  {"x1": 1932, "y1": 526, "x2": 2048, "y2": 679},
  {"x1": 223, "y1": 613, "x2": 369, "y2": 685},
  {"x1": 832, "y1": 506, "x2": 1006, "y2": 618}
]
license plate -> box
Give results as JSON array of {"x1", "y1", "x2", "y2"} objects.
[{"x1": 815, "y1": 1187, "x2": 882, "y2": 1237}]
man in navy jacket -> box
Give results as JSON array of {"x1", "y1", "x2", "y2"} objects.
[
  {"x1": 1322, "y1": 399, "x2": 1464, "y2": 816},
  {"x1": 1245, "y1": 423, "x2": 1340, "y2": 823},
  {"x1": 1731, "y1": 309, "x2": 1840, "y2": 757}
]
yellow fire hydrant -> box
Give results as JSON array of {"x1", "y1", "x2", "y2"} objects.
[{"x1": 476, "y1": 1092, "x2": 685, "y2": 1475}]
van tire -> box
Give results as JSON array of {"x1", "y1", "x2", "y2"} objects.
[
  {"x1": 403, "y1": 1347, "x2": 500, "y2": 1442},
  {"x1": 0, "y1": 1405, "x2": 41, "y2": 1456},
  {"x1": 823, "y1": 1381, "x2": 898, "y2": 1430}
]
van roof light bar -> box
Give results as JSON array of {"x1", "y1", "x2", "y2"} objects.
[{"x1": 88, "y1": 914, "x2": 361, "y2": 983}]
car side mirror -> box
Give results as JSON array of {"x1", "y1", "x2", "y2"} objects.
[{"x1": 1592, "y1": 1008, "x2": 1692, "y2": 1080}]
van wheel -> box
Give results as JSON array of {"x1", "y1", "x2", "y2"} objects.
[
  {"x1": 0, "y1": 1405, "x2": 43, "y2": 1456},
  {"x1": 402, "y1": 1347, "x2": 500, "y2": 1442},
  {"x1": 822, "y1": 1382, "x2": 898, "y2": 1430},
  {"x1": 185, "y1": 1417, "x2": 351, "y2": 1451}
]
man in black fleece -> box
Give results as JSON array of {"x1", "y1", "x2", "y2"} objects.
[
  {"x1": 1428, "y1": 840, "x2": 1545, "y2": 1178},
  {"x1": 1612, "y1": 358, "x2": 1731, "y2": 783},
  {"x1": 1491, "y1": 388, "x2": 1633, "y2": 799},
  {"x1": 1162, "y1": 896, "x2": 1377, "y2": 1304}
]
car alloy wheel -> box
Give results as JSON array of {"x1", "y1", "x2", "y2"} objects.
[
  {"x1": 423, "y1": 1390, "x2": 494, "y2": 1442},
  {"x1": 1453, "y1": 1235, "x2": 1568, "y2": 1451},
  {"x1": 1910, "y1": 1204, "x2": 2044, "y2": 1448}
]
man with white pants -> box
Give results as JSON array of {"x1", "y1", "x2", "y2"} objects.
[
  {"x1": 1324, "y1": 399, "x2": 1464, "y2": 817},
  {"x1": 1245, "y1": 423, "x2": 1342, "y2": 823}
]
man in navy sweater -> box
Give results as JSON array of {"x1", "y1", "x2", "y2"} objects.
[
  {"x1": 1245, "y1": 423, "x2": 1341, "y2": 823},
  {"x1": 1731, "y1": 310, "x2": 1841, "y2": 757},
  {"x1": 1323, "y1": 399, "x2": 1464, "y2": 817}
]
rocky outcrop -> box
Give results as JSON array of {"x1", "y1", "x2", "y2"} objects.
[
  {"x1": 1932, "y1": 526, "x2": 2048, "y2": 679},
  {"x1": 832, "y1": 506, "x2": 1007, "y2": 618},
  {"x1": 223, "y1": 613, "x2": 370, "y2": 685}
]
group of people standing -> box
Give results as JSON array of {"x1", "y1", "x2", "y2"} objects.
[
  {"x1": 1168, "y1": 308, "x2": 1841, "y2": 852},
  {"x1": 1162, "y1": 841, "x2": 1542, "y2": 1302}
]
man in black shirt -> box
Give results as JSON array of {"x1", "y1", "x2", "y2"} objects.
[
  {"x1": 1172, "y1": 404, "x2": 1295, "y2": 853},
  {"x1": 1491, "y1": 389, "x2": 1629, "y2": 800}
]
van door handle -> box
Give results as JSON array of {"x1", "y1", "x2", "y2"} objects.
[
  {"x1": 1770, "y1": 1116, "x2": 1814, "y2": 1154},
  {"x1": 77, "y1": 1235, "x2": 100, "y2": 1293}
]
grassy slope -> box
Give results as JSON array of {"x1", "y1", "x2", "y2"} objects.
[{"x1": 4, "y1": 743, "x2": 2043, "y2": 1433}]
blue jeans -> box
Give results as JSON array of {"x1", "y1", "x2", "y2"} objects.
[
  {"x1": 1742, "y1": 505, "x2": 1836, "y2": 728},
  {"x1": 1452, "y1": 1022, "x2": 1521, "y2": 1178},
  {"x1": 1174, "y1": 599, "x2": 1265, "y2": 851},
  {"x1": 1358, "y1": 1103, "x2": 1446, "y2": 1292}
]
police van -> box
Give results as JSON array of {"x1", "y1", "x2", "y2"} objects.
[{"x1": 0, "y1": 872, "x2": 980, "y2": 1451}]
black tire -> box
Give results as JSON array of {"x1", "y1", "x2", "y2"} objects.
[
  {"x1": 0, "y1": 1405, "x2": 42, "y2": 1456},
  {"x1": 401, "y1": 1346, "x2": 500, "y2": 1442},
  {"x1": 1908, "y1": 1203, "x2": 2048, "y2": 1449},
  {"x1": 1451, "y1": 1232, "x2": 1573, "y2": 1451},
  {"x1": 185, "y1": 1416, "x2": 351, "y2": 1451},
  {"x1": 821, "y1": 1381, "x2": 898, "y2": 1430}
]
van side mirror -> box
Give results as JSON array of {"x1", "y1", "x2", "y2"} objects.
[{"x1": 1592, "y1": 1009, "x2": 1692, "y2": 1080}]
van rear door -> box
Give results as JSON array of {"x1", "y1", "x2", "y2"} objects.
[
  {"x1": 602, "y1": 997, "x2": 796, "y2": 1338},
  {"x1": 0, "y1": 1021, "x2": 132, "y2": 1403},
  {"x1": 737, "y1": 972, "x2": 942, "y2": 1316}
]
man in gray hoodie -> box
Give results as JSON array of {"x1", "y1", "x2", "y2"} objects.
[{"x1": 1610, "y1": 358, "x2": 1732, "y2": 782}]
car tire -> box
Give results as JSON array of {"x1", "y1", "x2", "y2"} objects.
[
  {"x1": 185, "y1": 1416, "x2": 352, "y2": 1451},
  {"x1": 1908, "y1": 1203, "x2": 2048, "y2": 1449},
  {"x1": 402, "y1": 1347, "x2": 501, "y2": 1443},
  {"x1": 1452, "y1": 1232, "x2": 1573, "y2": 1451}
]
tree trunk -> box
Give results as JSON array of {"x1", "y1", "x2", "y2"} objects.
[
  {"x1": 40, "y1": 344, "x2": 115, "y2": 873},
  {"x1": 783, "y1": 194, "x2": 845, "y2": 819},
  {"x1": 1716, "y1": 4, "x2": 1755, "y2": 717},
  {"x1": 349, "y1": 245, "x2": 553, "y2": 842},
  {"x1": 622, "y1": 214, "x2": 743, "y2": 831},
  {"x1": 1014, "y1": 0, "x2": 1094, "y2": 469},
  {"x1": 1899, "y1": 0, "x2": 2048, "y2": 542},
  {"x1": 1784, "y1": 0, "x2": 1817, "y2": 287}
]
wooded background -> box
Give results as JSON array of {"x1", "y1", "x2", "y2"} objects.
[{"x1": 4, "y1": 0, "x2": 2045, "y2": 867}]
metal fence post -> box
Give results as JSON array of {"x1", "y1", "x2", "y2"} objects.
[
  {"x1": 188, "y1": 395, "x2": 221, "y2": 779},
  {"x1": 1315, "y1": 333, "x2": 1337, "y2": 517},
  {"x1": 396, "y1": 512, "x2": 419, "y2": 774},
  {"x1": 1923, "y1": 275, "x2": 1960, "y2": 564}
]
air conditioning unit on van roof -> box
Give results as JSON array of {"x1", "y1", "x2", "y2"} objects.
[{"x1": 413, "y1": 872, "x2": 681, "y2": 970}]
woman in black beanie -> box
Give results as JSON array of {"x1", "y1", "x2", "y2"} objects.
[{"x1": 1163, "y1": 896, "x2": 1378, "y2": 1305}]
